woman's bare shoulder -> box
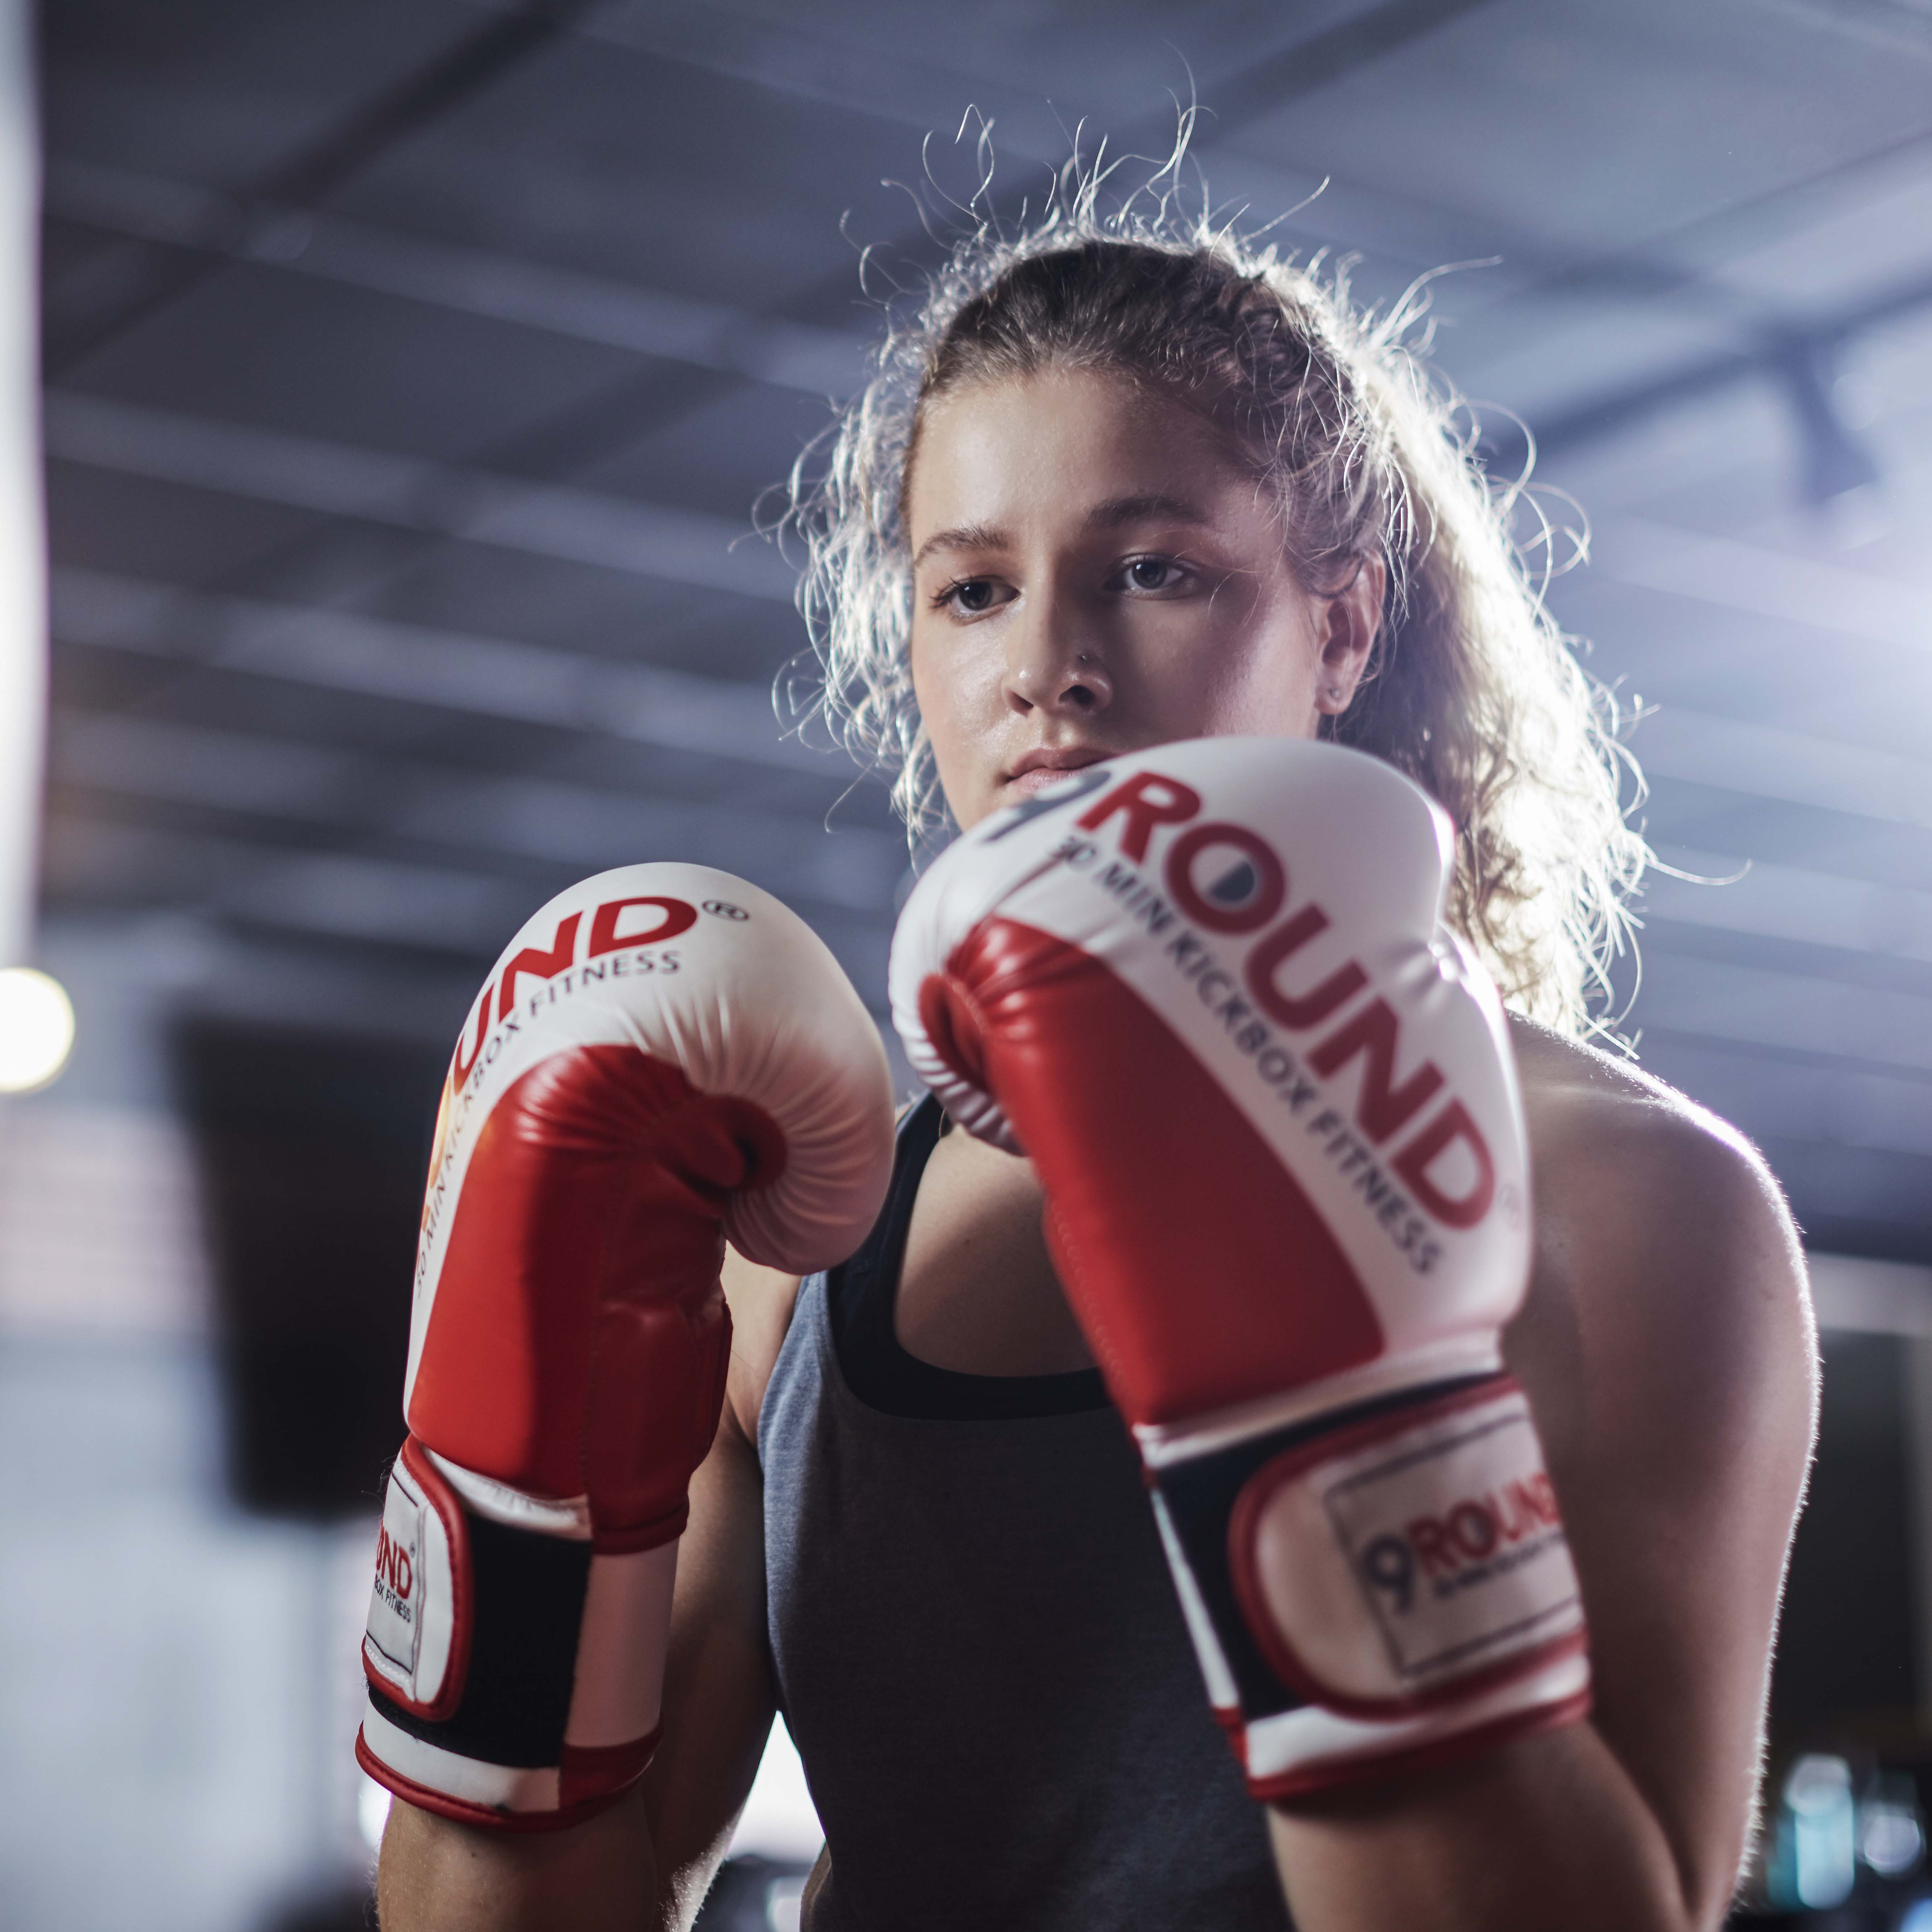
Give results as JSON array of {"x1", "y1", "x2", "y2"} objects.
[
  {"x1": 718, "y1": 1248, "x2": 804, "y2": 1447},
  {"x1": 1506, "y1": 1015, "x2": 1815, "y2": 1405},
  {"x1": 1512, "y1": 1013, "x2": 1770, "y2": 1179}
]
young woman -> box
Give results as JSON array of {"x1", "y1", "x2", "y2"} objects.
[{"x1": 379, "y1": 199, "x2": 1817, "y2": 1932}]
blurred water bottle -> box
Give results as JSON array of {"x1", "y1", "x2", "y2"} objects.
[{"x1": 1764, "y1": 1755, "x2": 1857, "y2": 1910}]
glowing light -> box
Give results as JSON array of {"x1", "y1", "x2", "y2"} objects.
[
  {"x1": 765, "y1": 1875, "x2": 805, "y2": 1932},
  {"x1": 358, "y1": 1775, "x2": 391, "y2": 1853},
  {"x1": 0, "y1": 968, "x2": 72, "y2": 1092},
  {"x1": 1860, "y1": 1770, "x2": 1925, "y2": 1879},
  {"x1": 1865, "y1": 1800, "x2": 1925, "y2": 1877},
  {"x1": 728, "y1": 1719, "x2": 823, "y2": 1862}
]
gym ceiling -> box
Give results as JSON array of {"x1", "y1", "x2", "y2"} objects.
[{"x1": 38, "y1": 0, "x2": 1932, "y2": 1262}]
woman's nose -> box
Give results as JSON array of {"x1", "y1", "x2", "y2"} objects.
[{"x1": 1001, "y1": 595, "x2": 1112, "y2": 716}]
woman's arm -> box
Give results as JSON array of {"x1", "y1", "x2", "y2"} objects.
[
  {"x1": 376, "y1": 1258, "x2": 801, "y2": 1932},
  {"x1": 1268, "y1": 1079, "x2": 1819, "y2": 1932},
  {"x1": 378, "y1": 1759, "x2": 661, "y2": 1932}
]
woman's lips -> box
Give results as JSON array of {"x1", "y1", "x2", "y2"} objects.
[{"x1": 1004, "y1": 756, "x2": 1113, "y2": 798}]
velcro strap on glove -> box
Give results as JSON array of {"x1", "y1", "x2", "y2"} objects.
[
  {"x1": 1150, "y1": 1374, "x2": 1590, "y2": 1799},
  {"x1": 356, "y1": 1439, "x2": 678, "y2": 1832}
]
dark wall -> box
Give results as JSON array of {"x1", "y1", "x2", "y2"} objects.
[
  {"x1": 1771, "y1": 1331, "x2": 1920, "y2": 1743},
  {"x1": 172, "y1": 1017, "x2": 445, "y2": 1517}
]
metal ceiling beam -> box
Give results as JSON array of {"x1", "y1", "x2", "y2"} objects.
[
  {"x1": 1760, "y1": 0, "x2": 1932, "y2": 65},
  {"x1": 54, "y1": 21, "x2": 1917, "y2": 498},
  {"x1": 541, "y1": 0, "x2": 1561, "y2": 366},
  {"x1": 51, "y1": 568, "x2": 834, "y2": 776},
  {"x1": 1188, "y1": 0, "x2": 1505, "y2": 132},
  {"x1": 51, "y1": 72, "x2": 1903, "y2": 427},
  {"x1": 1623, "y1": 1024, "x2": 1932, "y2": 1159},
  {"x1": 43, "y1": 812, "x2": 894, "y2": 1005},
  {"x1": 44, "y1": 0, "x2": 1506, "y2": 409},
  {"x1": 571, "y1": 0, "x2": 1502, "y2": 153},
  {"x1": 1631, "y1": 701, "x2": 1932, "y2": 834},
  {"x1": 42, "y1": 391, "x2": 796, "y2": 602},
  {"x1": 611, "y1": 0, "x2": 1929, "y2": 451},
  {"x1": 1598, "y1": 515, "x2": 1932, "y2": 662},
  {"x1": 45, "y1": 0, "x2": 603, "y2": 377},
  {"x1": 47, "y1": 707, "x2": 905, "y2": 913},
  {"x1": 1643, "y1": 844, "x2": 1932, "y2": 967},
  {"x1": 46, "y1": 9, "x2": 1932, "y2": 572},
  {"x1": 38, "y1": 148, "x2": 1530, "y2": 403},
  {"x1": 1492, "y1": 259, "x2": 1932, "y2": 468},
  {"x1": 1447, "y1": 122, "x2": 1932, "y2": 365},
  {"x1": 43, "y1": 161, "x2": 870, "y2": 398},
  {"x1": 1634, "y1": 945, "x2": 1932, "y2": 1077},
  {"x1": 50, "y1": 817, "x2": 536, "y2": 957}
]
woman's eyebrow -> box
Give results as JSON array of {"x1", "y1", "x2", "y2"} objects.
[
  {"x1": 1085, "y1": 492, "x2": 1210, "y2": 529},
  {"x1": 911, "y1": 495, "x2": 1206, "y2": 570},
  {"x1": 911, "y1": 522, "x2": 1010, "y2": 569}
]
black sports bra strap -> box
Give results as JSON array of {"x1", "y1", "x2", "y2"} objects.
[{"x1": 829, "y1": 1095, "x2": 1111, "y2": 1421}]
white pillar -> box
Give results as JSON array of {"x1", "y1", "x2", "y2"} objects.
[{"x1": 0, "y1": 0, "x2": 42, "y2": 971}]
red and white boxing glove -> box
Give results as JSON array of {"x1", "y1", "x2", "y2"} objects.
[
  {"x1": 358, "y1": 864, "x2": 893, "y2": 1831},
  {"x1": 890, "y1": 738, "x2": 1589, "y2": 1800}
]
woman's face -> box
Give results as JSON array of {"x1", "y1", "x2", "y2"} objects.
[{"x1": 905, "y1": 367, "x2": 1383, "y2": 830}]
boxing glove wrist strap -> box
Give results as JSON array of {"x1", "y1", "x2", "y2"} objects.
[
  {"x1": 1148, "y1": 1372, "x2": 1591, "y2": 1802},
  {"x1": 356, "y1": 1439, "x2": 678, "y2": 1832}
]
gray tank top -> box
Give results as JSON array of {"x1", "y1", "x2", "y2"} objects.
[{"x1": 759, "y1": 1099, "x2": 1293, "y2": 1931}]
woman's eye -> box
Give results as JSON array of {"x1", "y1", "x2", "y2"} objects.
[
  {"x1": 937, "y1": 578, "x2": 1010, "y2": 615},
  {"x1": 1122, "y1": 556, "x2": 1187, "y2": 592}
]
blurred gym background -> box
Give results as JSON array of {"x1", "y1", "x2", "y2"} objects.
[{"x1": 4, "y1": 1, "x2": 1931, "y2": 1926}]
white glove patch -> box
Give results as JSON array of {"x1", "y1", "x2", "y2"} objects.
[
  {"x1": 1230, "y1": 1380, "x2": 1585, "y2": 1714},
  {"x1": 363, "y1": 1441, "x2": 469, "y2": 1720}
]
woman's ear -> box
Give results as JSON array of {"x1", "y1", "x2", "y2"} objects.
[{"x1": 1313, "y1": 555, "x2": 1385, "y2": 715}]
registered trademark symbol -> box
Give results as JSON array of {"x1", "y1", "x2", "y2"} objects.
[{"x1": 702, "y1": 899, "x2": 749, "y2": 921}]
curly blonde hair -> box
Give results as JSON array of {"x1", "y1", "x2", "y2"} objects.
[{"x1": 779, "y1": 150, "x2": 1647, "y2": 1039}]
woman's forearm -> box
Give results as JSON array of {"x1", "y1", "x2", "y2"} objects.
[
  {"x1": 1267, "y1": 1723, "x2": 1723, "y2": 1932},
  {"x1": 377, "y1": 1786, "x2": 661, "y2": 1932}
]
